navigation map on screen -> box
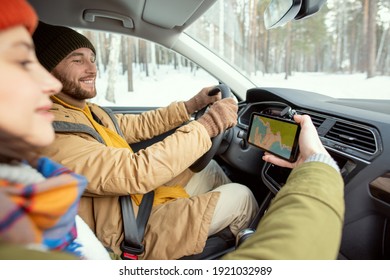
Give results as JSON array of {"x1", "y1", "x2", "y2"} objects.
[{"x1": 247, "y1": 114, "x2": 299, "y2": 160}]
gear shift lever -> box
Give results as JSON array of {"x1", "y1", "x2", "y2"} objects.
[{"x1": 236, "y1": 228, "x2": 255, "y2": 247}]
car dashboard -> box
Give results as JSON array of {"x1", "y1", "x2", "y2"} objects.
[{"x1": 219, "y1": 87, "x2": 390, "y2": 259}]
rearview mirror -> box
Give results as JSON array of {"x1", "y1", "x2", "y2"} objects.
[
  {"x1": 264, "y1": 0, "x2": 302, "y2": 29},
  {"x1": 264, "y1": 0, "x2": 327, "y2": 29},
  {"x1": 295, "y1": 0, "x2": 327, "y2": 20}
]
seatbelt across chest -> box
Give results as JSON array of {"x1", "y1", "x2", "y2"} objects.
[{"x1": 120, "y1": 191, "x2": 154, "y2": 260}]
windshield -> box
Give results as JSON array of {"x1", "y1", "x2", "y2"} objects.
[{"x1": 186, "y1": 0, "x2": 390, "y2": 100}]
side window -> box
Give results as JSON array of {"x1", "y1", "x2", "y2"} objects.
[{"x1": 79, "y1": 30, "x2": 218, "y2": 107}]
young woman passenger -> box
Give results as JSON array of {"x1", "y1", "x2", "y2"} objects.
[{"x1": 0, "y1": 0, "x2": 110, "y2": 260}]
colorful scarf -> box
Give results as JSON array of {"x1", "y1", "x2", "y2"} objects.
[{"x1": 0, "y1": 157, "x2": 87, "y2": 256}]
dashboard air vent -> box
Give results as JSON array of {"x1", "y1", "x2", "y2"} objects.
[
  {"x1": 298, "y1": 111, "x2": 326, "y2": 128},
  {"x1": 308, "y1": 114, "x2": 326, "y2": 128},
  {"x1": 325, "y1": 122, "x2": 377, "y2": 153}
]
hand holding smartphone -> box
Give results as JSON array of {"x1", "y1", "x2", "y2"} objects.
[{"x1": 247, "y1": 112, "x2": 300, "y2": 162}]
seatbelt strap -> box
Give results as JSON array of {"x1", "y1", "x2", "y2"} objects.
[{"x1": 120, "y1": 191, "x2": 154, "y2": 260}]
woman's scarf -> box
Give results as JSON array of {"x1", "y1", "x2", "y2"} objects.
[{"x1": 0, "y1": 157, "x2": 87, "y2": 256}]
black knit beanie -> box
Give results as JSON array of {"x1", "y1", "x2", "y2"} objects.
[{"x1": 32, "y1": 21, "x2": 96, "y2": 72}]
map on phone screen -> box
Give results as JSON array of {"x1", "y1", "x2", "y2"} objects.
[{"x1": 248, "y1": 114, "x2": 299, "y2": 161}]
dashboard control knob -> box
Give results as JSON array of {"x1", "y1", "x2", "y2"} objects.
[{"x1": 237, "y1": 130, "x2": 247, "y2": 139}]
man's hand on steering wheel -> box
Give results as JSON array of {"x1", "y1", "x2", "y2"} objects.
[
  {"x1": 184, "y1": 86, "x2": 222, "y2": 115},
  {"x1": 189, "y1": 84, "x2": 238, "y2": 172},
  {"x1": 197, "y1": 98, "x2": 238, "y2": 138}
]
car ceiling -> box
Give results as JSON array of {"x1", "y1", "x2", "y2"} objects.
[{"x1": 29, "y1": 0, "x2": 218, "y2": 47}]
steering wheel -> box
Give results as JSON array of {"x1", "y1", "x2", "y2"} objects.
[{"x1": 189, "y1": 84, "x2": 232, "y2": 172}]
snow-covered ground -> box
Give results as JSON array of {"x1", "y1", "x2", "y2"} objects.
[
  {"x1": 92, "y1": 67, "x2": 390, "y2": 107},
  {"x1": 252, "y1": 72, "x2": 390, "y2": 100}
]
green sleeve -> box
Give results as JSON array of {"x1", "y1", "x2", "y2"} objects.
[
  {"x1": 222, "y1": 162, "x2": 344, "y2": 260},
  {"x1": 0, "y1": 243, "x2": 78, "y2": 260}
]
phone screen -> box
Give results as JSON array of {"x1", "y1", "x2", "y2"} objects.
[{"x1": 247, "y1": 113, "x2": 300, "y2": 162}]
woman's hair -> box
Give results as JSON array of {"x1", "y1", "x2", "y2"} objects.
[{"x1": 0, "y1": 131, "x2": 39, "y2": 165}]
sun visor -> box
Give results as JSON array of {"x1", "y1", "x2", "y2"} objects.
[{"x1": 142, "y1": 0, "x2": 205, "y2": 29}]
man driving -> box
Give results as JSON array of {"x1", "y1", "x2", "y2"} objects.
[{"x1": 32, "y1": 21, "x2": 258, "y2": 260}]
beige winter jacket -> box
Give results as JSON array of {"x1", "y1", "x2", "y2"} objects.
[{"x1": 40, "y1": 100, "x2": 220, "y2": 259}]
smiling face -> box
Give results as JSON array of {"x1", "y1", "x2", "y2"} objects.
[
  {"x1": 51, "y1": 47, "x2": 97, "y2": 103},
  {"x1": 0, "y1": 26, "x2": 62, "y2": 148}
]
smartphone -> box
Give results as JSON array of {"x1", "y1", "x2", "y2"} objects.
[{"x1": 247, "y1": 112, "x2": 300, "y2": 162}]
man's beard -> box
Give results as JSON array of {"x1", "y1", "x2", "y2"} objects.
[{"x1": 52, "y1": 70, "x2": 96, "y2": 100}]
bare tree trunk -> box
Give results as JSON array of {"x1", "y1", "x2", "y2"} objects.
[
  {"x1": 385, "y1": 52, "x2": 390, "y2": 75},
  {"x1": 105, "y1": 34, "x2": 120, "y2": 103},
  {"x1": 139, "y1": 40, "x2": 149, "y2": 76},
  {"x1": 127, "y1": 37, "x2": 134, "y2": 92},
  {"x1": 376, "y1": 26, "x2": 388, "y2": 69},
  {"x1": 247, "y1": 0, "x2": 257, "y2": 75},
  {"x1": 334, "y1": 0, "x2": 346, "y2": 71},
  {"x1": 218, "y1": 0, "x2": 224, "y2": 56},
  {"x1": 133, "y1": 38, "x2": 139, "y2": 65},
  {"x1": 99, "y1": 33, "x2": 109, "y2": 71},
  {"x1": 120, "y1": 37, "x2": 127, "y2": 75},
  {"x1": 360, "y1": 0, "x2": 369, "y2": 72},
  {"x1": 350, "y1": 22, "x2": 360, "y2": 73},
  {"x1": 284, "y1": 22, "x2": 292, "y2": 79},
  {"x1": 209, "y1": 23, "x2": 215, "y2": 51},
  {"x1": 231, "y1": 27, "x2": 235, "y2": 69},
  {"x1": 149, "y1": 42, "x2": 157, "y2": 77},
  {"x1": 367, "y1": 0, "x2": 377, "y2": 78},
  {"x1": 264, "y1": 30, "x2": 270, "y2": 74}
]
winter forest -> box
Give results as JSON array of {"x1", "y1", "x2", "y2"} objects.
[{"x1": 80, "y1": 0, "x2": 390, "y2": 104}]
